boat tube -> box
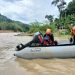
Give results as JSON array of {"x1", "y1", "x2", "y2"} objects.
[{"x1": 14, "y1": 43, "x2": 75, "y2": 59}]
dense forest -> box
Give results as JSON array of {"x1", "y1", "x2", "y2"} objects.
[{"x1": 0, "y1": 14, "x2": 29, "y2": 32}]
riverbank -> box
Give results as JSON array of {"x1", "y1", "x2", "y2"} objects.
[
  {"x1": 15, "y1": 32, "x2": 71, "y2": 38},
  {"x1": 15, "y1": 32, "x2": 71, "y2": 42},
  {"x1": 0, "y1": 30, "x2": 15, "y2": 33},
  {"x1": 15, "y1": 32, "x2": 34, "y2": 36}
]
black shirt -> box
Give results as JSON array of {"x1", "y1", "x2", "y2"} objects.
[
  {"x1": 44, "y1": 34, "x2": 54, "y2": 42},
  {"x1": 73, "y1": 35, "x2": 75, "y2": 44}
]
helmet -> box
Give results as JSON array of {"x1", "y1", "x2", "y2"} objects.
[
  {"x1": 72, "y1": 27, "x2": 75, "y2": 35},
  {"x1": 46, "y1": 29, "x2": 52, "y2": 34}
]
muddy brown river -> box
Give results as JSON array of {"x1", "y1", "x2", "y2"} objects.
[{"x1": 0, "y1": 33, "x2": 75, "y2": 75}]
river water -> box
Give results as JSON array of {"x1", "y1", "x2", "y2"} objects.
[{"x1": 0, "y1": 33, "x2": 75, "y2": 75}]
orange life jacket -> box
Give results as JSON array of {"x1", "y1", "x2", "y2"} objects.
[{"x1": 72, "y1": 27, "x2": 75, "y2": 35}]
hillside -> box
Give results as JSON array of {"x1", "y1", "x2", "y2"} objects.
[{"x1": 0, "y1": 14, "x2": 29, "y2": 32}]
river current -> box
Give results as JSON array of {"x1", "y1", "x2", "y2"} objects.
[{"x1": 0, "y1": 33, "x2": 75, "y2": 75}]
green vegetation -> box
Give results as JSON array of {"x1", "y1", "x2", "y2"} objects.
[
  {"x1": 29, "y1": 22, "x2": 56, "y2": 33},
  {"x1": 0, "y1": 14, "x2": 29, "y2": 32},
  {"x1": 29, "y1": 0, "x2": 75, "y2": 35}
]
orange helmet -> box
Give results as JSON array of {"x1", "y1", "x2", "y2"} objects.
[
  {"x1": 71, "y1": 27, "x2": 75, "y2": 35},
  {"x1": 46, "y1": 29, "x2": 52, "y2": 34}
]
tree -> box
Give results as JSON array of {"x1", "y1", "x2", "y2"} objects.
[
  {"x1": 67, "y1": 0, "x2": 75, "y2": 15},
  {"x1": 45, "y1": 15, "x2": 53, "y2": 23},
  {"x1": 61, "y1": 0, "x2": 75, "y2": 24},
  {"x1": 52, "y1": 0, "x2": 66, "y2": 18},
  {"x1": 51, "y1": 0, "x2": 59, "y2": 6}
]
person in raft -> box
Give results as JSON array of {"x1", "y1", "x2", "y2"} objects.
[
  {"x1": 70, "y1": 27, "x2": 75, "y2": 44},
  {"x1": 33, "y1": 32, "x2": 43, "y2": 45},
  {"x1": 43, "y1": 29, "x2": 57, "y2": 46}
]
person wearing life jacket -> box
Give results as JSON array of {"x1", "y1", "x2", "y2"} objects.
[
  {"x1": 32, "y1": 32, "x2": 43, "y2": 46},
  {"x1": 16, "y1": 32, "x2": 43, "y2": 50},
  {"x1": 43, "y1": 29, "x2": 54, "y2": 45},
  {"x1": 71, "y1": 27, "x2": 75, "y2": 44}
]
